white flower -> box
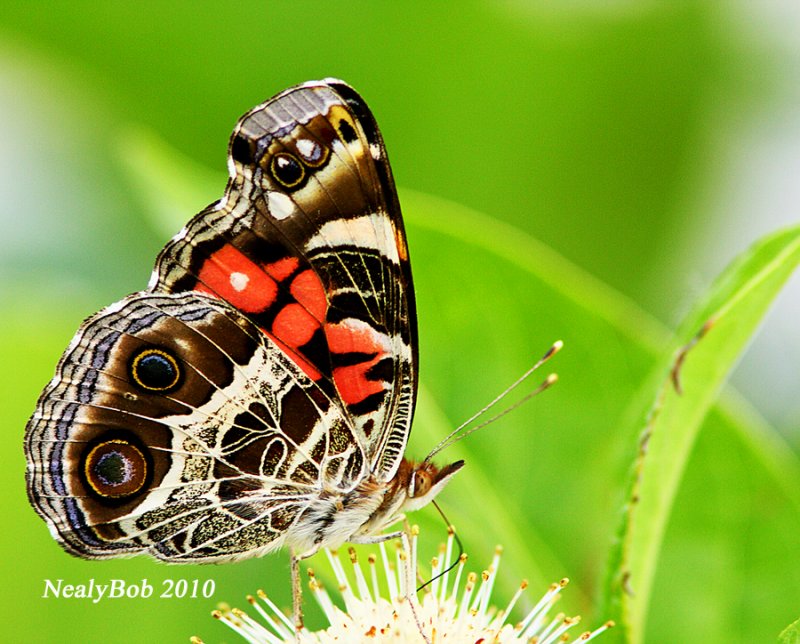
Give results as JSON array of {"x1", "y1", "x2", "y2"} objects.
[{"x1": 192, "y1": 526, "x2": 613, "y2": 643}]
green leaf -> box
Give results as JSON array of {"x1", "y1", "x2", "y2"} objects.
[
  {"x1": 605, "y1": 225, "x2": 800, "y2": 642},
  {"x1": 646, "y1": 395, "x2": 800, "y2": 641}
]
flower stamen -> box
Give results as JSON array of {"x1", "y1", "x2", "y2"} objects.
[{"x1": 198, "y1": 528, "x2": 612, "y2": 643}]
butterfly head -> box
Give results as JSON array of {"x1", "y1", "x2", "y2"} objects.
[{"x1": 400, "y1": 459, "x2": 465, "y2": 513}]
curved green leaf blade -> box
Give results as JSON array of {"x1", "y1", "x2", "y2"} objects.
[
  {"x1": 606, "y1": 225, "x2": 800, "y2": 642},
  {"x1": 647, "y1": 394, "x2": 800, "y2": 641}
]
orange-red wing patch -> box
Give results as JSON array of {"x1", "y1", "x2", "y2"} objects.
[
  {"x1": 290, "y1": 269, "x2": 327, "y2": 320},
  {"x1": 272, "y1": 303, "x2": 319, "y2": 347},
  {"x1": 265, "y1": 256, "x2": 300, "y2": 282},
  {"x1": 332, "y1": 362, "x2": 386, "y2": 406},
  {"x1": 326, "y1": 321, "x2": 390, "y2": 405},
  {"x1": 196, "y1": 244, "x2": 278, "y2": 313},
  {"x1": 326, "y1": 320, "x2": 384, "y2": 355}
]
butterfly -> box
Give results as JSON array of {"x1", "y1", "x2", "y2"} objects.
[{"x1": 24, "y1": 79, "x2": 465, "y2": 623}]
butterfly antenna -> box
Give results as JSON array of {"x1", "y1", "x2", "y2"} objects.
[
  {"x1": 424, "y1": 340, "x2": 563, "y2": 462},
  {"x1": 416, "y1": 500, "x2": 463, "y2": 592}
]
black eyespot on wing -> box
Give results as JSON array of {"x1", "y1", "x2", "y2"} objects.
[
  {"x1": 130, "y1": 347, "x2": 181, "y2": 393},
  {"x1": 231, "y1": 133, "x2": 254, "y2": 165},
  {"x1": 269, "y1": 152, "x2": 305, "y2": 188},
  {"x1": 82, "y1": 436, "x2": 151, "y2": 501}
]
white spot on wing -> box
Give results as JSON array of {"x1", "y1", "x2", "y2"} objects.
[
  {"x1": 267, "y1": 191, "x2": 295, "y2": 220},
  {"x1": 229, "y1": 272, "x2": 249, "y2": 292},
  {"x1": 296, "y1": 138, "x2": 318, "y2": 159}
]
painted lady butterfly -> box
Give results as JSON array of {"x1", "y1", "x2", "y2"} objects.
[{"x1": 24, "y1": 79, "x2": 464, "y2": 621}]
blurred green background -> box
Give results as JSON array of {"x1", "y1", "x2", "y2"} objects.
[{"x1": 1, "y1": 3, "x2": 799, "y2": 643}]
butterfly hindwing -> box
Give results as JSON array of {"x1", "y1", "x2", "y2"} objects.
[{"x1": 26, "y1": 291, "x2": 370, "y2": 561}]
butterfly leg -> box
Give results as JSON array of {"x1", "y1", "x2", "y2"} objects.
[
  {"x1": 290, "y1": 548, "x2": 302, "y2": 631},
  {"x1": 290, "y1": 544, "x2": 321, "y2": 633},
  {"x1": 291, "y1": 536, "x2": 395, "y2": 633}
]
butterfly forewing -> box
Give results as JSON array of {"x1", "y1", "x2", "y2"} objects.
[{"x1": 153, "y1": 81, "x2": 417, "y2": 482}]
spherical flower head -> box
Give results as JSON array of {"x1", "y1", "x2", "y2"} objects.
[{"x1": 193, "y1": 526, "x2": 613, "y2": 643}]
